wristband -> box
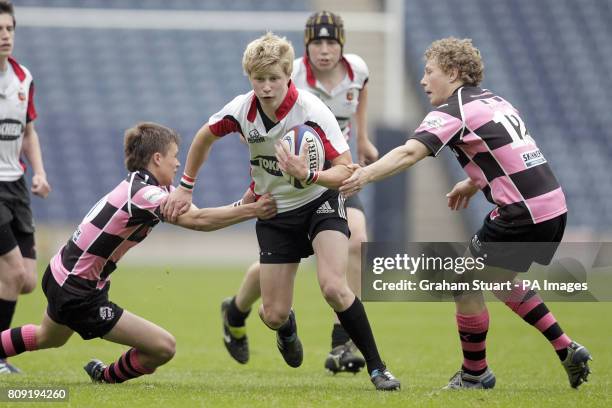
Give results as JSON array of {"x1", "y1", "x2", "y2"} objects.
[
  {"x1": 304, "y1": 170, "x2": 319, "y2": 185},
  {"x1": 180, "y1": 173, "x2": 196, "y2": 190}
]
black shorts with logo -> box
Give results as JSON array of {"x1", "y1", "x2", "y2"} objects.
[
  {"x1": 469, "y1": 213, "x2": 567, "y2": 272},
  {"x1": 0, "y1": 177, "x2": 36, "y2": 258},
  {"x1": 42, "y1": 266, "x2": 124, "y2": 340},
  {"x1": 257, "y1": 189, "x2": 350, "y2": 264}
]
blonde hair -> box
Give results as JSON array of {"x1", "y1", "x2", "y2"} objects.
[
  {"x1": 242, "y1": 32, "x2": 294, "y2": 77},
  {"x1": 425, "y1": 37, "x2": 484, "y2": 86},
  {"x1": 124, "y1": 122, "x2": 180, "y2": 172}
]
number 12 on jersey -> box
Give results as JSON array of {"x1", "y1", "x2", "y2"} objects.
[{"x1": 493, "y1": 110, "x2": 534, "y2": 148}]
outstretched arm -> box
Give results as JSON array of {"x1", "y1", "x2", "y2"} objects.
[
  {"x1": 170, "y1": 193, "x2": 277, "y2": 231},
  {"x1": 340, "y1": 139, "x2": 430, "y2": 196},
  {"x1": 162, "y1": 124, "x2": 219, "y2": 221}
]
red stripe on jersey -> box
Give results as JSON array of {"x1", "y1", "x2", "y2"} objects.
[
  {"x1": 209, "y1": 115, "x2": 242, "y2": 137},
  {"x1": 303, "y1": 54, "x2": 354, "y2": 87},
  {"x1": 8, "y1": 57, "x2": 26, "y2": 82},
  {"x1": 247, "y1": 94, "x2": 257, "y2": 122},
  {"x1": 305, "y1": 121, "x2": 341, "y2": 161},
  {"x1": 27, "y1": 81, "x2": 37, "y2": 123},
  {"x1": 275, "y1": 81, "x2": 298, "y2": 121},
  {"x1": 248, "y1": 180, "x2": 262, "y2": 200},
  {"x1": 342, "y1": 57, "x2": 354, "y2": 81},
  {"x1": 303, "y1": 54, "x2": 316, "y2": 87}
]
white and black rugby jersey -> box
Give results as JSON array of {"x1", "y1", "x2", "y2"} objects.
[
  {"x1": 292, "y1": 54, "x2": 369, "y2": 141},
  {"x1": 0, "y1": 57, "x2": 37, "y2": 181},
  {"x1": 207, "y1": 81, "x2": 349, "y2": 213}
]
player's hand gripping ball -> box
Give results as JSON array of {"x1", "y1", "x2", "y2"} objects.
[{"x1": 280, "y1": 124, "x2": 325, "y2": 189}]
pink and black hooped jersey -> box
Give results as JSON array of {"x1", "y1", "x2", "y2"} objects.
[
  {"x1": 410, "y1": 86, "x2": 567, "y2": 226},
  {"x1": 50, "y1": 170, "x2": 171, "y2": 294}
]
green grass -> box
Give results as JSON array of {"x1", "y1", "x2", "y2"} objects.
[{"x1": 2, "y1": 263, "x2": 611, "y2": 407}]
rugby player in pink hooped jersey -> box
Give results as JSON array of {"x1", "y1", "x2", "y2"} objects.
[
  {"x1": 0, "y1": 122, "x2": 277, "y2": 383},
  {"x1": 163, "y1": 32, "x2": 400, "y2": 391},
  {"x1": 341, "y1": 37, "x2": 592, "y2": 390},
  {"x1": 218, "y1": 11, "x2": 376, "y2": 375}
]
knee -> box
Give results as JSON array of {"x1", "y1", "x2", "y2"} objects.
[
  {"x1": 0, "y1": 264, "x2": 26, "y2": 292},
  {"x1": 38, "y1": 332, "x2": 68, "y2": 349},
  {"x1": 320, "y1": 281, "x2": 349, "y2": 305},
  {"x1": 261, "y1": 307, "x2": 290, "y2": 330},
  {"x1": 154, "y1": 334, "x2": 176, "y2": 364},
  {"x1": 20, "y1": 273, "x2": 37, "y2": 294}
]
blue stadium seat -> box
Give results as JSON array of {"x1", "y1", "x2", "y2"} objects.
[{"x1": 13, "y1": 6, "x2": 306, "y2": 222}]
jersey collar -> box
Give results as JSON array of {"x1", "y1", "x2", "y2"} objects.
[
  {"x1": 7, "y1": 57, "x2": 26, "y2": 82},
  {"x1": 302, "y1": 54, "x2": 354, "y2": 88},
  {"x1": 247, "y1": 80, "x2": 298, "y2": 123},
  {"x1": 129, "y1": 169, "x2": 160, "y2": 186}
]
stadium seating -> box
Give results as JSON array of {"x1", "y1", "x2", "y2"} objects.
[
  {"x1": 11, "y1": 0, "x2": 611, "y2": 233},
  {"x1": 14, "y1": 11, "x2": 305, "y2": 222},
  {"x1": 404, "y1": 0, "x2": 612, "y2": 231},
  {"x1": 15, "y1": 0, "x2": 308, "y2": 11}
]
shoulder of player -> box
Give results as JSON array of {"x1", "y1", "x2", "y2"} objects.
[
  {"x1": 8, "y1": 57, "x2": 34, "y2": 82},
  {"x1": 343, "y1": 54, "x2": 369, "y2": 81},
  {"x1": 431, "y1": 92, "x2": 463, "y2": 118},
  {"x1": 132, "y1": 183, "x2": 169, "y2": 207},
  {"x1": 343, "y1": 54, "x2": 368, "y2": 73}
]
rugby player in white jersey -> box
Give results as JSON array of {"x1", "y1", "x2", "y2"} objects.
[
  {"x1": 163, "y1": 32, "x2": 399, "y2": 391},
  {"x1": 219, "y1": 11, "x2": 377, "y2": 374},
  {"x1": 0, "y1": 0, "x2": 50, "y2": 374}
]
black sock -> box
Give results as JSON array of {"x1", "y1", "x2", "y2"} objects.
[
  {"x1": 331, "y1": 323, "x2": 350, "y2": 348},
  {"x1": 0, "y1": 298, "x2": 17, "y2": 332},
  {"x1": 556, "y1": 349, "x2": 569, "y2": 361},
  {"x1": 227, "y1": 297, "x2": 250, "y2": 327},
  {"x1": 336, "y1": 298, "x2": 384, "y2": 374},
  {"x1": 277, "y1": 312, "x2": 296, "y2": 339}
]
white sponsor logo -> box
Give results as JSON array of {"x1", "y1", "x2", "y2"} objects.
[
  {"x1": 143, "y1": 188, "x2": 165, "y2": 204},
  {"x1": 521, "y1": 149, "x2": 547, "y2": 168},
  {"x1": 471, "y1": 235, "x2": 482, "y2": 252},
  {"x1": 71, "y1": 227, "x2": 82, "y2": 243},
  {"x1": 316, "y1": 201, "x2": 335, "y2": 214},
  {"x1": 422, "y1": 115, "x2": 445, "y2": 130},
  {"x1": 99, "y1": 306, "x2": 114, "y2": 321},
  {"x1": 0, "y1": 122, "x2": 23, "y2": 138}
]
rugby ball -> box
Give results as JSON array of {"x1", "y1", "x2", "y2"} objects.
[{"x1": 281, "y1": 124, "x2": 325, "y2": 189}]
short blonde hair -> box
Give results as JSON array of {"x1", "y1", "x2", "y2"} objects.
[
  {"x1": 425, "y1": 37, "x2": 484, "y2": 86},
  {"x1": 242, "y1": 32, "x2": 294, "y2": 77}
]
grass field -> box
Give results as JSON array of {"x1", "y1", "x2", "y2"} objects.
[{"x1": 2, "y1": 263, "x2": 610, "y2": 407}]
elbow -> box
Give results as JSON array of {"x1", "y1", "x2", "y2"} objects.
[{"x1": 399, "y1": 148, "x2": 420, "y2": 170}]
